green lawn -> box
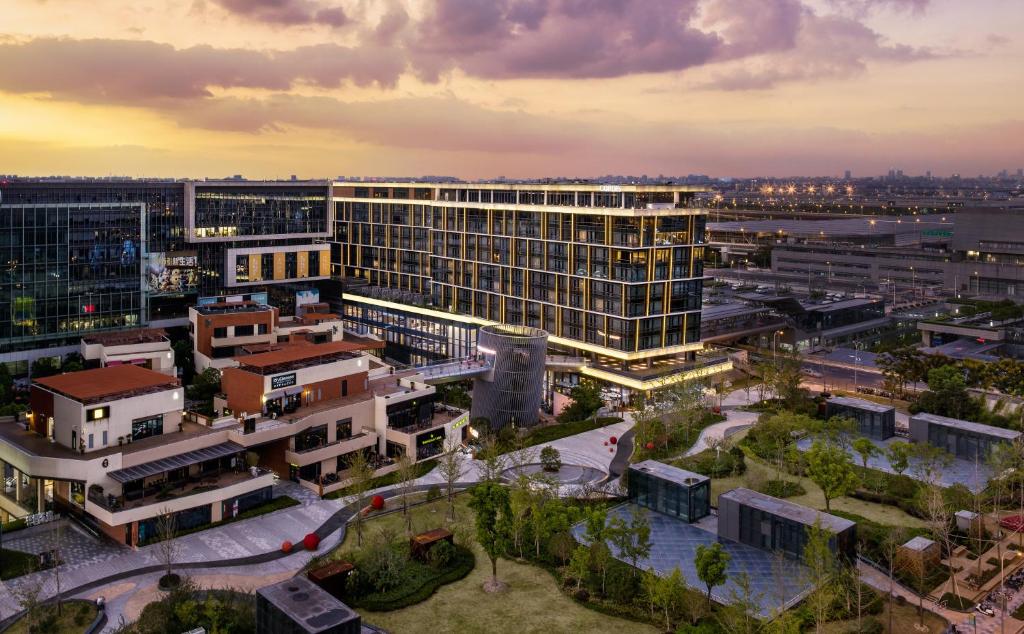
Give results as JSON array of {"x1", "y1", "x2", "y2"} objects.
[
  {"x1": 822, "y1": 595, "x2": 947, "y2": 634},
  {"x1": 332, "y1": 495, "x2": 657, "y2": 634},
  {"x1": 711, "y1": 458, "x2": 927, "y2": 528},
  {"x1": 6, "y1": 600, "x2": 97, "y2": 634}
]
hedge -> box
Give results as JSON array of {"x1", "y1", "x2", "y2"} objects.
[
  {"x1": 350, "y1": 545, "x2": 475, "y2": 611},
  {"x1": 524, "y1": 416, "x2": 623, "y2": 447},
  {"x1": 1, "y1": 518, "x2": 27, "y2": 533},
  {"x1": 325, "y1": 461, "x2": 435, "y2": 500}
]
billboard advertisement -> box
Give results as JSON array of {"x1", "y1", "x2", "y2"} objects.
[
  {"x1": 296, "y1": 289, "x2": 320, "y2": 308},
  {"x1": 146, "y1": 251, "x2": 198, "y2": 295}
]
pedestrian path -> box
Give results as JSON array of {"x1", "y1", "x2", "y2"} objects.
[{"x1": 0, "y1": 415, "x2": 638, "y2": 628}]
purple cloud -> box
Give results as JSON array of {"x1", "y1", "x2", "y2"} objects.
[
  {"x1": 408, "y1": 0, "x2": 722, "y2": 80},
  {"x1": 701, "y1": 9, "x2": 934, "y2": 90},
  {"x1": 0, "y1": 38, "x2": 404, "y2": 103},
  {"x1": 212, "y1": 0, "x2": 348, "y2": 28},
  {"x1": 826, "y1": 0, "x2": 930, "y2": 16}
]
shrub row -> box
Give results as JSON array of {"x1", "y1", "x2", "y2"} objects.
[
  {"x1": 350, "y1": 545, "x2": 475, "y2": 612},
  {"x1": 525, "y1": 416, "x2": 623, "y2": 447}
]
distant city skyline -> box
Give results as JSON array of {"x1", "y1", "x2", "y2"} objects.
[{"x1": 1, "y1": 0, "x2": 1022, "y2": 179}]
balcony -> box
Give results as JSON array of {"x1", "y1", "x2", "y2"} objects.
[
  {"x1": 88, "y1": 467, "x2": 272, "y2": 513},
  {"x1": 284, "y1": 432, "x2": 377, "y2": 467}
]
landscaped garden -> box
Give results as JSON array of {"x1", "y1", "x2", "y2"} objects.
[
  {"x1": 5, "y1": 599, "x2": 98, "y2": 634},
  {"x1": 320, "y1": 492, "x2": 661, "y2": 634}
]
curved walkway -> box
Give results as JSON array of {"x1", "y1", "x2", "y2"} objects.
[
  {"x1": 0, "y1": 481, "x2": 464, "y2": 630},
  {"x1": 683, "y1": 410, "x2": 758, "y2": 458},
  {"x1": 1, "y1": 417, "x2": 639, "y2": 628}
]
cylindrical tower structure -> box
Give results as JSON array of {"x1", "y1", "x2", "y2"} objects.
[{"x1": 471, "y1": 325, "x2": 547, "y2": 432}]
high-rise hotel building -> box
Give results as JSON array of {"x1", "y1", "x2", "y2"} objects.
[{"x1": 332, "y1": 182, "x2": 729, "y2": 394}]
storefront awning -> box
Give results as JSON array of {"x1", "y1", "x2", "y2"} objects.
[
  {"x1": 107, "y1": 441, "x2": 244, "y2": 484},
  {"x1": 284, "y1": 387, "x2": 303, "y2": 396}
]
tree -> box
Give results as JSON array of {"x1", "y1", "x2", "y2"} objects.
[
  {"x1": 395, "y1": 453, "x2": 418, "y2": 535},
  {"x1": 913, "y1": 364, "x2": 982, "y2": 421},
  {"x1": 187, "y1": 367, "x2": 221, "y2": 402},
  {"x1": 10, "y1": 570, "x2": 44, "y2": 632},
  {"x1": 172, "y1": 338, "x2": 195, "y2": 384},
  {"x1": 569, "y1": 546, "x2": 590, "y2": 590},
  {"x1": 61, "y1": 352, "x2": 85, "y2": 373},
  {"x1": 694, "y1": 541, "x2": 731, "y2": 609},
  {"x1": 155, "y1": 507, "x2": 180, "y2": 588},
  {"x1": 557, "y1": 380, "x2": 603, "y2": 423},
  {"x1": 30, "y1": 356, "x2": 61, "y2": 379},
  {"x1": 589, "y1": 540, "x2": 612, "y2": 596},
  {"x1": 540, "y1": 445, "x2": 562, "y2": 472},
  {"x1": 607, "y1": 509, "x2": 652, "y2": 576},
  {"x1": 805, "y1": 439, "x2": 859, "y2": 511},
  {"x1": 803, "y1": 518, "x2": 838, "y2": 634},
  {"x1": 716, "y1": 571, "x2": 763, "y2": 634},
  {"x1": 880, "y1": 526, "x2": 906, "y2": 634},
  {"x1": 476, "y1": 436, "x2": 508, "y2": 482},
  {"x1": 909, "y1": 442, "x2": 952, "y2": 486},
  {"x1": 641, "y1": 567, "x2": 660, "y2": 619},
  {"x1": 437, "y1": 436, "x2": 466, "y2": 522},
  {"x1": 924, "y1": 484, "x2": 962, "y2": 607},
  {"x1": 50, "y1": 521, "x2": 64, "y2": 616},
  {"x1": 0, "y1": 362, "x2": 12, "y2": 405},
  {"x1": 664, "y1": 378, "x2": 707, "y2": 445},
  {"x1": 468, "y1": 481, "x2": 513, "y2": 590},
  {"x1": 851, "y1": 437, "x2": 878, "y2": 471},
  {"x1": 885, "y1": 441, "x2": 912, "y2": 476},
  {"x1": 346, "y1": 450, "x2": 375, "y2": 547},
  {"x1": 631, "y1": 398, "x2": 667, "y2": 454},
  {"x1": 652, "y1": 567, "x2": 689, "y2": 631}
]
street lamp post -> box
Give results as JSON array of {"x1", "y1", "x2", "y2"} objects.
[
  {"x1": 773, "y1": 330, "x2": 784, "y2": 364},
  {"x1": 853, "y1": 341, "x2": 864, "y2": 392}
]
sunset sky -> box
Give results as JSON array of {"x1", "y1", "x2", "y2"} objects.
[{"x1": 1, "y1": 0, "x2": 1021, "y2": 180}]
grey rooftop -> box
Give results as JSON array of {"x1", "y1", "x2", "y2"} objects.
[
  {"x1": 911, "y1": 412, "x2": 1021, "y2": 441},
  {"x1": 257, "y1": 576, "x2": 360, "y2": 633},
  {"x1": 902, "y1": 536, "x2": 938, "y2": 552},
  {"x1": 630, "y1": 460, "x2": 710, "y2": 486},
  {"x1": 719, "y1": 488, "x2": 856, "y2": 534},
  {"x1": 827, "y1": 395, "x2": 894, "y2": 415}
]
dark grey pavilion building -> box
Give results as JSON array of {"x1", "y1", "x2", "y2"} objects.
[
  {"x1": 718, "y1": 488, "x2": 856, "y2": 560},
  {"x1": 628, "y1": 459, "x2": 711, "y2": 523},
  {"x1": 826, "y1": 396, "x2": 896, "y2": 440},
  {"x1": 909, "y1": 412, "x2": 1021, "y2": 461}
]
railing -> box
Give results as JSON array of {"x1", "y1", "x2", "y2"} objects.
[
  {"x1": 88, "y1": 468, "x2": 271, "y2": 511},
  {"x1": 293, "y1": 432, "x2": 368, "y2": 454}
]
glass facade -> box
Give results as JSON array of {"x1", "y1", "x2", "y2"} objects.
[
  {"x1": 191, "y1": 184, "x2": 329, "y2": 239},
  {"x1": 1, "y1": 202, "x2": 144, "y2": 352},
  {"x1": 341, "y1": 301, "x2": 478, "y2": 365},
  {"x1": 826, "y1": 399, "x2": 896, "y2": 440},
  {"x1": 1, "y1": 181, "x2": 190, "y2": 355},
  {"x1": 627, "y1": 465, "x2": 710, "y2": 523},
  {"x1": 334, "y1": 184, "x2": 706, "y2": 355},
  {"x1": 927, "y1": 423, "x2": 1008, "y2": 461}
]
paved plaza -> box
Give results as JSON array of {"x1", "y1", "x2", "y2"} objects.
[
  {"x1": 572, "y1": 503, "x2": 812, "y2": 618},
  {"x1": 794, "y1": 435, "x2": 992, "y2": 492}
]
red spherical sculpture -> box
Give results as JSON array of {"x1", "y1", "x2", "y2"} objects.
[
  {"x1": 370, "y1": 495, "x2": 385, "y2": 510},
  {"x1": 645, "y1": 441, "x2": 655, "y2": 451},
  {"x1": 603, "y1": 441, "x2": 608, "y2": 446},
  {"x1": 609, "y1": 436, "x2": 618, "y2": 445},
  {"x1": 609, "y1": 447, "x2": 614, "y2": 453},
  {"x1": 303, "y1": 533, "x2": 320, "y2": 551},
  {"x1": 281, "y1": 540, "x2": 293, "y2": 553}
]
